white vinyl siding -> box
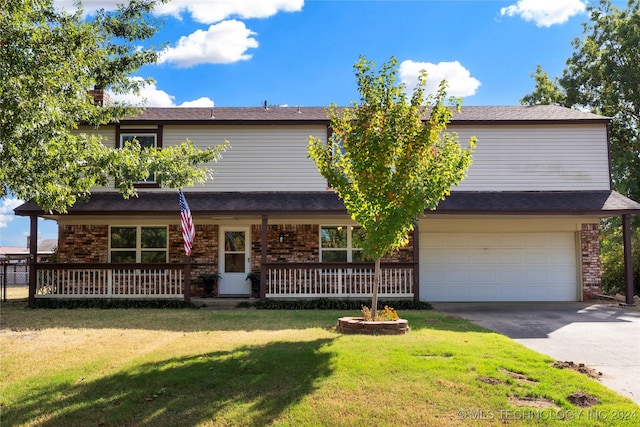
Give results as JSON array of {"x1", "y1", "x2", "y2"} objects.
[
  {"x1": 87, "y1": 122, "x2": 611, "y2": 193},
  {"x1": 163, "y1": 125, "x2": 328, "y2": 192},
  {"x1": 449, "y1": 124, "x2": 610, "y2": 191},
  {"x1": 75, "y1": 126, "x2": 116, "y2": 147}
]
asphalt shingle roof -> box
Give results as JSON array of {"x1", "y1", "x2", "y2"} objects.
[{"x1": 121, "y1": 105, "x2": 609, "y2": 124}]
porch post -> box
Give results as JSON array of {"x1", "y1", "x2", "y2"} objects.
[
  {"x1": 412, "y1": 223, "x2": 420, "y2": 301},
  {"x1": 622, "y1": 214, "x2": 634, "y2": 306},
  {"x1": 260, "y1": 214, "x2": 268, "y2": 300},
  {"x1": 28, "y1": 215, "x2": 38, "y2": 305},
  {"x1": 183, "y1": 256, "x2": 191, "y2": 303}
]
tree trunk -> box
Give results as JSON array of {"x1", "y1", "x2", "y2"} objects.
[{"x1": 371, "y1": 258, "x2": 381, "y2": 319}]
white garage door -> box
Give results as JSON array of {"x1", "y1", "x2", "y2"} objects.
[{"x1": 420, "y1": 232, "x2": 578, "y2": 302}]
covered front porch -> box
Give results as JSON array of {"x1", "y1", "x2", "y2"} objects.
[
  {"x1": 30, "y1": 262, "x2": 415, "y2": 301},
  {"x1": 16, "y1": 192, "x2": 418, "y2": 303}
]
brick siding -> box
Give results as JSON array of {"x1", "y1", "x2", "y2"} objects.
[
  {"x1": 57, "y1": 225, "x2": 108, "y2": 263},
  {"x1": 249, "y1": 224, "x2": 414, "y2": 271},
  {"x1": 57, "y1": 223, "x2": 415, "y2": 270},
  {"x1": 250, "y1": 224, "x2": 319, "y2": 271},
  {"x1": 581, "y1": 223, "x2": 602, "y2": 299}
]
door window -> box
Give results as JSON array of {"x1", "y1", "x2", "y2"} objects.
[{"x1": 224, "y1": 231, "x2": 246, "y2": 273}]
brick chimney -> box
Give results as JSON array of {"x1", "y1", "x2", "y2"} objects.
[{"x1": 88, "y1": 87, "x2": 113, "y2": 107}]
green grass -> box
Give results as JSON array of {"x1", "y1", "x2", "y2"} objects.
[{"x1": 1, "y1": 301, "x2": 638, "y2": 426}]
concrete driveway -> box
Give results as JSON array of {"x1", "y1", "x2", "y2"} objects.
[{"x1": 431, "y1": 302, "x2": 640, "y2": 405}]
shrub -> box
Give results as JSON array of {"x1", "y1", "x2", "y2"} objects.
[
  {"x1": 361, "y1": 305, "x2": 400, "y2": 321},
  {"x1": 28, "y1": 299, "x2": 197, "y2": 309},
  {"x1": 237, "y1": 298, "x2": 432, "y2": 310},
  {"x1": 600, "y1": 219, "x2": 640, "y2": 296}
]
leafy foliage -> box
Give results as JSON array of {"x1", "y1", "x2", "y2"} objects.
[
  {"x1": 309, "y1": 56, "x2": 475, "y2": 315},
  {"x1": 600, "y1": 219, "x2": 640, "y2": 295},
  {"x1": 361, "y1": 305, "x2": 399, "y2": 321},
  {"x1": 520, "y1": 65, "x2": 566, "y2": 106},
  {"x1": 309, "y1": 56, "x2": 475, "y2": 261},
  {"x1": 0, "y1": 0, "x2": 227, "y2": 213},
  {"x1": 237, "y1": 298, "x2": 432, "y2": 310},
  {"x1": 561, "y1": 0, "x2": 640, "y2": 203},
  {"x1": 520, "y1": 0, "x2": 640, "y2": 294},
  {"x1": 28, "y1": 299, "x2": 198, "y2": 309},
  {"x1": 522, "y1": 0, "x2": 639, "y2": 202}
]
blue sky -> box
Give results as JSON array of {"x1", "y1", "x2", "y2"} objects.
[{"x1": 0, "y1": 0, "x2": 619, "y2": 247}]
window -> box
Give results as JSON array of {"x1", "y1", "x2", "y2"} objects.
[
  {"x1": 330, "y1": 133, "x2": 345, "y2": 158},
  {"x1": 110, "y1": 226, "x2": 167, "y2": 263},
  {"x1": 116, "y1": 126, "x2": 162, "y2": 186},
  {"x1": 320, "y1": 226, "x2": 365, "y2": 262}
]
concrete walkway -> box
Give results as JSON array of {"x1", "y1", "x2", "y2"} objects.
[
  {"x1": 191, "y1": 297, "x2": 253, "y2": 309},
  {"x1": 432, "y1": 302, "x2": 640, "y2": 405}
]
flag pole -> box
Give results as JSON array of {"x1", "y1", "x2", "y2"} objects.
[{"x1": 179, "y1": 189, "x2": 195, "y2": 303}]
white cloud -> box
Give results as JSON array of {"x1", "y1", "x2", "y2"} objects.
[
  {"x1": 156, "y1": 0, "x2": 304, "y2": 24},
  {"x1": 110, "y1": 78, "x2": 174, "y2": 107},
  {"x1": 53, "y1": 0, "x2": 121, "y2": 15},
  {"x1": 178, "y1": 97, "x2": 215, "y2": 108},
  {"x1": 0, "y1": 198, "x2": 23, "y2": 229},
  {"x1": 55, "y1": 0, "x2": 304, "y2": 24},
  {"x1": 399, "y1": 60, "x2": 481, "y2": 98},
  {"x1": 500, "y1": 0, "x2": 586, "y2": 27},
  {"x1": 55, "y1": 2, "x2": 299, "y2": 67},
  {"x1": 110, "y1": 77, "x2": 214, "y2": 107},
  {"x1": 158, "y1": 20, "x2": 258, "y2": 68}
]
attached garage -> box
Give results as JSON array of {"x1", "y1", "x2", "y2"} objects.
[{"x1": 419, "y1": 230, "x2": 579, "y2": 302}]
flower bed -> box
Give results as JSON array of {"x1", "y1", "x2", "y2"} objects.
[{"x1": 336, "y1": 316, "x2": 409, "y2": 335}]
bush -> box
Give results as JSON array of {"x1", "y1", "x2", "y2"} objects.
[
  {"x1": 600, "y1": 219, "x2": 640, "y2": 296},
  {"x1": 361, "y1": 305, "x2": 399, "y2": 321},
  {"x1": 236, "y1": 298, "x2": 432, "y2": 310},
  {"x1": 29, "y1": 299, "x2": 198, "y2": 309}
]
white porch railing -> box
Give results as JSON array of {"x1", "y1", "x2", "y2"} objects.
[
  {"x1": 265, "y1": 263, "x2": 415, "y2": 298},
  {"x1": 35, "y1": 264, "x2": 185, "y2": 299}
]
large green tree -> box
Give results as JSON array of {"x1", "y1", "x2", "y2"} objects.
[
  {"x1": 0, "y1": 0, "x2": 227, "y2": 213},
  {"x1": 309, "y1": 56, "x2": 475, "y2": 316},
  {"x1": 521, "y1": 0, "x2": 640, "y2": 293},
  {"x1": 522, "y1": 0, "x2": 639, "y2": 202}
]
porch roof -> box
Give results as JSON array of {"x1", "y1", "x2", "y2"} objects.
[
  {"x1": 434, "y1": 190, "x2": 640, "y2": 215},
  {"x1": 14, "y1": 190, "x2": 640, "y2": 217}
]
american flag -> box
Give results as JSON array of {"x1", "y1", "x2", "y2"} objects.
[{"x1": 179, "y1": 190, "x2": 195, "y2": 256}]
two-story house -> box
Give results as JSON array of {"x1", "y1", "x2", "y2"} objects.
[{"x1": 15, "y1": 103, "x2": 640, "y2": 303}]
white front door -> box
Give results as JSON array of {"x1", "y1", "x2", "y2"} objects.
[{"x1": 218, "y1": 227, "x2": 251, "y2": 296}]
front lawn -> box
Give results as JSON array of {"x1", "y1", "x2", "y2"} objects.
[{"x1": 1, "y1": 302, "x2": 638, "y2": 426}]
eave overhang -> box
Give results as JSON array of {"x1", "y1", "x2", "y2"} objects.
[{"x1": 14, "y1": 191, "x2": 640, "y2": 219}]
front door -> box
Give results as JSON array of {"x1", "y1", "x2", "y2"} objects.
[{"x1": 218, "y1": 227, "x2": 251, "y2": 296}]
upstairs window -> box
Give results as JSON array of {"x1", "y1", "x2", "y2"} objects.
[
  {"x1": 320, "y1": 225, "x2": 365, "y2": 262},
  {"x1": 116, "y1": 126, "x2": 162, "y2": 186},
  {"x1": 110, "y1": 226, "x2": 167, "y2": 263}
]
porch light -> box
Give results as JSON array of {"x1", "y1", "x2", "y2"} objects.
[{"x1": 279, "y1": 232, "x2": 285, "y2": 243}]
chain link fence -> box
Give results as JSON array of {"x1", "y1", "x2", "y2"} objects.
[{"x1": 1, "y1": 262, "x2": 29, "y2": 301}]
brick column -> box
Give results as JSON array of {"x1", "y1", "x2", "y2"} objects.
[{"x1": 580, "y1": 223, "x2": 602, "y2": 300}]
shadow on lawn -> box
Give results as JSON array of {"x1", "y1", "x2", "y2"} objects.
[
  {"x1": 5, "y1": 339, "x2": 335, "y2": 427},
  {"x1": 3, "y1": 301, "x2": 492, "y2": 334},
  {"x1": 401, "y1": 311, "x2": 494, "y2": 333}
]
